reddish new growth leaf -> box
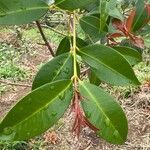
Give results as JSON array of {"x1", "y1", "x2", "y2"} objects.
[
  {"x1": 107, "y1": 17, "x2": 144, "y2": 49},
  {"x1": 71, "y1": 91, "x2": 99, "y2": 137},
  {"x1": 145, "y1": 4, "x2": 150, "y2": 22},
  {"x1": 107, "y1": 8, "x2": 149, "y2": 49}
]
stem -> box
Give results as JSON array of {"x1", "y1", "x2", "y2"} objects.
[
  {"x1": 36, "y1": 21, "x2": 55, "y2": 57},
  {"x1": 73, "y1": 12, "x2": 78, "y2": 81}
]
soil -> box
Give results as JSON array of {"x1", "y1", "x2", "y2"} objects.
[{"x1": 0, "y1": 33, "x2": 150, "y2": 150}]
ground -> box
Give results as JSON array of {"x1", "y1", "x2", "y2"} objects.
[{"x1": 0, "y1": 26, "x2": 150, "y2": 150}]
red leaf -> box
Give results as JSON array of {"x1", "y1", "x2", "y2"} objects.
[
  {"x1": 146, "y1": 4, "x2": 150, "y2": 17},
  {"x1": 112, "y1": 19, "x2": 129, "y2": 36},
  {"x1": 130, "y1": 36, "x2": 144, "y2": 49},
  {"x1": 108, "y1": 33, "x2": 123, "y2": 39},
  {"x1": 126, "y1": 10, "x2": 136, "y2": 32},
  {"x1": 112, "y1": 19, "x2": 125, "y2": 32}
]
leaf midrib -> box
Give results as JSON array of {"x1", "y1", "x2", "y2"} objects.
[
  {"x1": 52, "y1": 54, "x2": 72, "y2": 81},
  {"x1": 81, "y1": 83, "x2": 123, "y2": 140},
  {"x1": 79, "y1": 50, "x2": 133, "y2": 82},
  {"x1": 80, "y1": 16, "x2": 100, "y2": 31},
  {"x1": 0, "y1": 6, "x2": 48, "y2": 17},
  {"x1": 55, "y1": 0, "x2": 66, "y2": 6}
]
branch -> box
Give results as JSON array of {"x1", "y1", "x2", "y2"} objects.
[
  {"x1": 40, "y1": 24, "x2": 67, "y2": 37},
  {"x1": 0, "y1": 80, "x2": 32, "y2": 88},
  {"x1": 36, "y1": 21, "x2": 55, "y2": 57}
]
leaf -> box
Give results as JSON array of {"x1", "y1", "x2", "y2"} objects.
[
  {"x1": 73, "y1": 37, "x2": 88, "y2": 49},
  {"x1": 32, "y1": 53, "x2": 73, "y2": 90},
  {"x1": 144, "y1": 36, "x2": 150, "y2": 48},
  {"x1": 79, "y1": 81, "x2": 128, "y2": 145},
  {"x1": 0, "y1": 0, "x2": 49, "y2": 25},
  {"x1": 55, "y1": 0, "x2": 97, "y2": 11},
  {"x1": 84, "y1": 0, "x2": 99, "y2": 11},
  {"x1": 43, "y1": 0, "x2": 53, "y2": 5},
  {"x1": 126, "y1": 10, "x2": 136, "y2": 32},
  {"x1": 146, "y1": 4, "x2": 150, "y2": 17},
  {"x1": 113, "y1": 46, "x2": 142, "y2": 65},
  {"x1": 0, "y1": 80, "x2": 73, "y2": 141},
  {"x1": 88, "y1": 69, "x2": 101, "y2": 86},
  {"x1": 120, "y1": 39, "x2": 144, "y2": 53},
  {"x1": 112, "y1": 19, "x2": 125, "y2": 33},
  {"x1": 80, "y1": 15, "x2": 101, "y2": 42},
  {"x1": 77, "y1": 44, "x2": 140, "y2": 86},
  {"x1": 99, "y1": 0, "x2": 109, "y2": 32},
  {"x1": 107, "y1": 0, "x2": 124, "y2": 21},
  {"x1": 56, "y1": 37, "x2": 71, "y2": 56},
  {"x1": 56, "y1": 36, "x2": 88, "y2": 56},
  {"x1": 132, "y1": 0, "x2": 149, "y2": 32}
]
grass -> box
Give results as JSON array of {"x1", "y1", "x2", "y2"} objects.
[
  {"x1": 0, "y1": 141, "x2": 29, "y2": 150},
  {"x1": 0, "y1": 42, "x2": 30, "y2": 93},
  {"x1": 22, "y1": 25, "x2": 65, "y2": 46}
]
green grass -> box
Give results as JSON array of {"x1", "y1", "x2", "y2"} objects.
[
  {"x1": 0, "y1": 64, "x2": 28, "y2": 80},
  {"x1": 22, "y1": 26, "x2": 64, "y2": 46},
  {"x1": 0, "y1": 43, "x2": 30, "y2": 93},
  {"x1": 0, "y1": 44, "x2": 29, "y2": 80},
  {"x1": 0, "y1": 141, "x2": 29, "y2": 150}
]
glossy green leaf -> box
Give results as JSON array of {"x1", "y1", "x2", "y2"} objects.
[
  {"x1": 77, "y1": 44, "x2": 140, "y2": 86},
  {"x1": 120, "y1": 39, "x2": 144, "y2": 53},
  {"x1": 32, "y1": 53, "x2": 73, "y2": 90},
  {"x1": 80, "y1": 15, "x2": 101, "y2": 42},
  {"x1": 56, "y1": 36, "x2": 87, "y2": 56},
  {"x1": 73, "y1": 37, "x2": 88, "y2": 49},
  {"x1": 84, "y1": 0, "x2": 99, "y2": 11},
  {"x1": 107, "y1": 0, "x2": 124, "y2": 21},
  {"x1": 79, "y1": 82, "x2": 128, "y2": 144},
  {"x1": 0, "y1": 0, "x2": 49, "y2": 25},
  {"x1": 99, "y1": 0, "x2": 108, "y2": 31},
  {"x1": 132, "y1": 0, "x2": 149, "y2": 32},
  {"x1": 113, "y1": 46, "x2": 142, "y2": 65},
  {"x1": 55, "y1": 0, "x2": 97, "y2": 11},
  {"x1": 88, "y1": 69, "x2": 101, "y2": 86},
  {"x1": 144, "y1": 37, "x2": 150, "y2": 48},
  {"x1": 56, "y1": 37, "x2": 71, "y2": 56},
  {"x1": 43, "y1": 0, "x2": 53, "y2": 5},
  {"x1": 0, "y1": 80, "x2": 73, "y2": 141}
]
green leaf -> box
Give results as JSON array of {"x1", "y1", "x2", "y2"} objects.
[
  {"x1": 132, "y1": 0, "x2": 149, "y2": 32},
  {"x1": 73, "y1": 37, "x2": 88, "y2": 49},
  {"x1": 99, "y1": 0, "x2": 109, "y2": 32},
  {"x1": 107, "y1": 0, "x2": 124, "y2": 21},
  {"x1": 80, "y1": 15, "x2": 101, "y2": 42},
  {"x1": 56, "y1": 37, "x2": 71, "y2": 56},
  {"x1": 56, "y1": 36, "x2": 87, "y2": 56},
  {"x1": 120, "y1": 39, "x2": 144, "y2": 53},
  {"x1": 0, "y1": 0, "x2": 49, "y2": 25},
  {"x1": 113, "y1": 46, "x2": 142, "y2": 65},
  {"x1": 43, "y1": 0, "x2": 53, "y2": 5},
  {"x1": 77, "y1": 44, "x2": 140, "y2": 86},
  {"x1": 32, "y1": 53, "x2": 73, "y2": 90},
  {"x1": 0, "y1": 80, "x2": 73, "y2": 141},
  {"x1": 88, "y1": 69, "x2": 101, "y2": 86},
  {"x1": 55, "y1": 0, "x2": 97, "y2": 11},
  {"x1": 144, "y1": 37, "x2": 150, "y2": 48},
  {"x1": 79, "y1": 81, "x2": 128, "y2": 145}
]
